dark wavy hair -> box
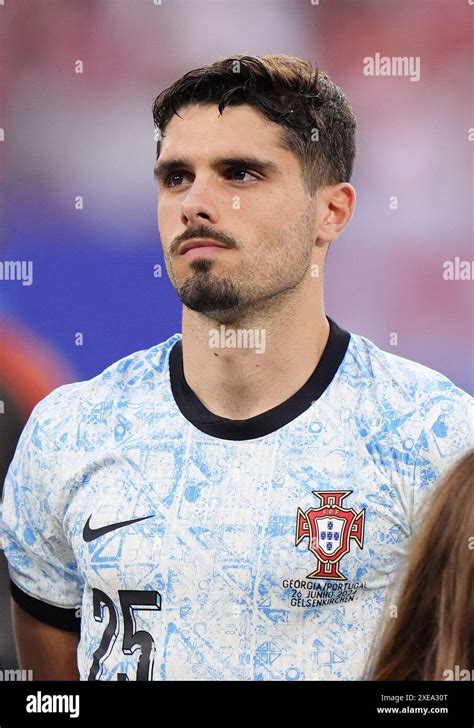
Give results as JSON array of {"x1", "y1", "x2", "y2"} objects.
[
  {"x1": 367, "y1": 448, "x2": 474, "y2": 680},
  {"x1": 151, "y1": 54, "x2": 356, "y2": 195}
]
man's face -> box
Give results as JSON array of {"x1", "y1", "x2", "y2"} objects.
[{"x1": 155, "y1": 103, "x2": 319, "y2": 323}]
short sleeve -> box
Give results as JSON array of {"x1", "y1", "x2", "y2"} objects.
[
  {"x1": 0, "y1": 396, "x2": 83, "y2": 632},
  {"x1": 412, "y1": 381, "x2": 474, "y2": 530}
]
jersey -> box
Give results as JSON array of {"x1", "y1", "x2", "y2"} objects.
[{"x1": 1, "y1": 316, "x2": 472, "y2": 681}]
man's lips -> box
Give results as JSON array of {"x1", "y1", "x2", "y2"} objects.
[{"x1": 179, "y1": 238, "x2": 230, "y2": 255}]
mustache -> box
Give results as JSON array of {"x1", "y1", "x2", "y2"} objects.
[{"x1": 170, "y1": 226, "x2": 237, "y2": 254}]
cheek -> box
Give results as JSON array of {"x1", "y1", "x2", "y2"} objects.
[
  {"x1": 157, "y1": 199, "x2": 165, "y2": 225},
  {"x1": 254, "y1": 190, "x2": 299, "y2": 228},
  {"x1": 157, "y1": 200, "x2": 174, "y2": 238},
  {"x1": 253, "y1": 204, "x2": 296, "y2": 246},
  {"x1": 242, "y1": 193, "x2": 286, "y2": 234}
]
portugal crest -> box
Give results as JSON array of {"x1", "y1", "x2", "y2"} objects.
[{"x1": 296, "y1": 491, "x2": 365, "y2": 580}]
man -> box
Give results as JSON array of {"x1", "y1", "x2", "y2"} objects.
[{"x1": 1, "y1": 55, "x2": 472, "y2": 681}]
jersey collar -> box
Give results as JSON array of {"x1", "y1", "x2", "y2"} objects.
[{"x1": 169, "y1": 315, "x2": 351, "y2": 441}]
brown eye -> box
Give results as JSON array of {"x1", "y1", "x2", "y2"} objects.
[
  {"x1": 165, "y1": 171, "x2": 191, "y2": 187},
  {"x1": 229, "y1": 169, "x2": 257, "y2": 182}
]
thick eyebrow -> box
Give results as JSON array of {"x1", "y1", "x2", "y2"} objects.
[{"x1": 153, "y1": 155, "x2": 281, "y2": 181}]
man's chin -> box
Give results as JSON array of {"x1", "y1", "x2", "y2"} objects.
[
  {"x1": 179, "y1": 294, "x2": 243, "y2": 321},
  {"x1": 176, "y1": 277, "x2": 243, "y2": 318}
]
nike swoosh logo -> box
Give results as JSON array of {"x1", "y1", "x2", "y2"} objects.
[{"x1": 83, "y1": 514, "x2": 155, "y2": 542}]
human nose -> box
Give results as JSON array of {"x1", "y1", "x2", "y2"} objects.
[{"x1": 181, "y1": 176, "x2": 219, "y2": 226}]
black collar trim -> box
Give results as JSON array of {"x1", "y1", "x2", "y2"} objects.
[{"x1": 169, "y1": 316, "x2": 350, "y2": 441}]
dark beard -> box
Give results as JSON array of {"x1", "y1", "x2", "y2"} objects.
[{"x1": 176, "y1": 259, "x2": 243, "y2": 318}]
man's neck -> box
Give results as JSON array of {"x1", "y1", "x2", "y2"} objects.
[{"x1": 180, "y1": 290, "x2": 330, "y2": 421}]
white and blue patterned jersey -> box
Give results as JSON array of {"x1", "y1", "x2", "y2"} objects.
[{"x1": 1, "y1": 316, "x2": 472, "y2": 681}]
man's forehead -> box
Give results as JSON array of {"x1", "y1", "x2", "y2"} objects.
[
  {"x1": 160, "y1": 103, "x2": 283, "y2": 153},
  {"x1": 165, "y1": 102, "x2": 271, "y2": 127}
]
